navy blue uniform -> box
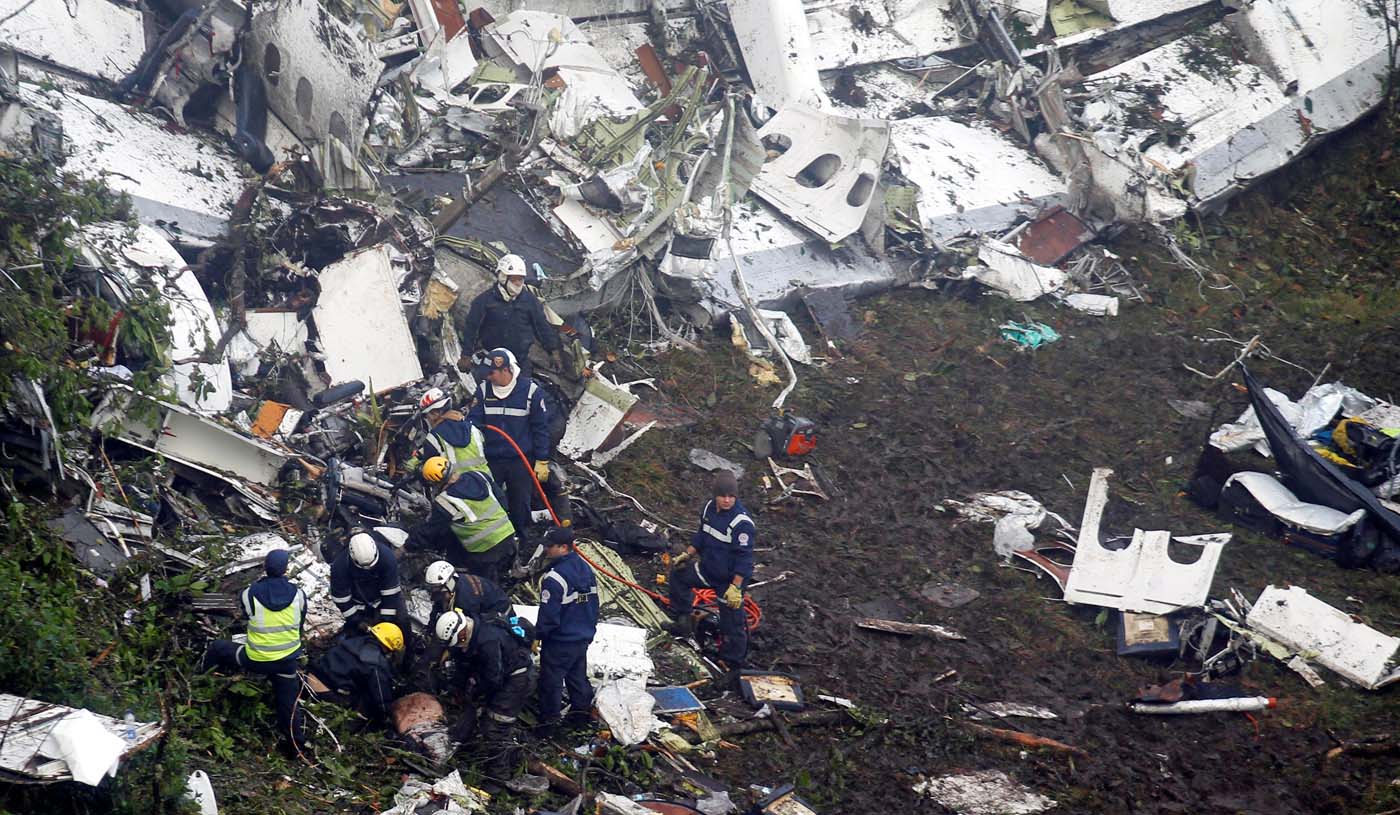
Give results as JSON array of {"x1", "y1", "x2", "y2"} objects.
[
  {"x1": 447, "y1": 618, "x2": 534, "y2": 742},
  {"x1": 536, "y1": 550, "x2": 599, "y2": 720},
  {"x1": 329, "y1": 541, "x2": 408, "y2": 629},
  {"x1": 460, "y1": 286, "x2": 560, "y2": 379},
  {"x1": 669, "y1": 499, "x2": 755, "y2": 666},
  {"x1": 310, "y1": 634, "x2": 397, "y2": 724},
  {"x1": 469, "y1": 366, "x2": 550, "y2": 539},
  {"x1": 201, "y1": 572, "x2": 307, "y2": 749}
]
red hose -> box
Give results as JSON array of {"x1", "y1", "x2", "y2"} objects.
[{"x1": 481, "y1": 423, "x2": 760, "y2": 631}]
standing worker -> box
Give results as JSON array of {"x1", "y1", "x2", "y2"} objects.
[
  {"x1": 535, "y1": 527, "x2": 599, "y2": 728},
  {"x1": 665, "y1": 470, "x2": 754, "y2": 669},
  {"x1": 307, "y1": 622, "x2": 403, "y2": 727},
  {"x1": 468, "y1": 348, "x2": 551, "y2": 547},
  {"x1": 199, "y1": 549, "x2": 308, "y2": 757},
  {"x1": 434, "y1": 610, "x2": 534, "y2": 772},
  {"x1": 329, "y1": 532, "x2": 409, "y2": 632},
  {"x1": 415, "y1": 456, "x2": 518, "y2": 582},
  {"x1": 460, "y1": 254, "x2": 564, "y2": 380},
  {"x1": 406, "y1": 387, "x2": 491, "y2": 480}
]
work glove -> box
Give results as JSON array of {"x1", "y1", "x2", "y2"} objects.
[
  {"x1": 534, "y1": 460, "x2": 550, "y2": 482},
  {"x1": 723, "y1": 584, "x2": 743, "y2": 610},
  {"x1": 671, "y1": 550, "x2": 693, "y2": 568}
]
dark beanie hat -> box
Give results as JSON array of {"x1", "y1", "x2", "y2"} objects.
[
  {"x1": 544, "y1": 526, "x2": 576, "y2": 548},
  {"x1": 265, "y1": 549, "x2": 290, "y2": 577},
  {"x1": 713, "y1": 470, "x2": 739, "y2": 497}
]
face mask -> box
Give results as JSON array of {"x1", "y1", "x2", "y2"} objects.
[{"x1": 505, "y1": 279, "x2": 525, "y2": 297}]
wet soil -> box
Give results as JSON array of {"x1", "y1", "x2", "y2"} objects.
[{"x1": 602, "y1": 111, "x2": 1400, "y2": 814}]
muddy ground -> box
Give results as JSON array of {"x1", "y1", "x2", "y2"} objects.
[{"x1": 598, "y1": 112, "x2": 1400, "y2": 814}]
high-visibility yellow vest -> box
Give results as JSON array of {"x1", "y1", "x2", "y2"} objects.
[
  {"x1": 435, "y1": 490, "x2": 514, "y2": 553},
  {"x1": 245, "y1": 594, "x2": 304, "y2": 662}
]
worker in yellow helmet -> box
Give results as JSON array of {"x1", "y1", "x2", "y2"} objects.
[
  {"x1": 307, "y1": 622, "x2": 404, "y2": 727},
  {"x1": 410, "y1": 455, "x2": 518, "y2": 583}
]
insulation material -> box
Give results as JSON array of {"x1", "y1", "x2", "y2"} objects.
[
  {"x1": 1246, "y1": 585, "x2": 1400, "y2": 690},
  {"x1": 313, "y1": 246, "x2": 423, "y2": 394},
  {"x1": 1210, "y1": 382, "x2": 1375, "y2": 456},
  {"x1": 968, "y1": 239, "x2": 1069, "y2": 302},
  {"x1": 1223, "y1": 471, "x2": 1367, "y2": 535},
  {"x1": 557, "y1": 374, "x2": 639, "y2": 460},
  {"x1": 727, "y1": 0, "x2": 828, "y2": 112},
  {"x1": 0, "y1": 0, "x2": 145, "y2": 82},
  {"x1": 81, "y1": 223, "x2": 233, "y2": 413},
  {"x1": 514, "y1": 606, "x2": 655, "y2": 683},
  {"x1": 247, "y1": 0, "x2": 381, "y2": 154},
  {"x1": 1080, "y1": 0, "x2": 1213, "y2": 26},
  {"x1": 0, "y1": 695, "x2": 162, "y2": 784},
  {"x1": 914, "y1": 770, "x2": 1057, "y2": 815},
  {"x1": 889, "y1": 117, "x2": 1067, "y2": 246},
  {"x1": 594, "y1": 678, "x2": 664, "y2": 747},
  {"x1": 750, "y1": 103, "x2": 889, "y2": 243},
  {"x1": 21, "y1": 87, "x2": 245, "y2": 245}
]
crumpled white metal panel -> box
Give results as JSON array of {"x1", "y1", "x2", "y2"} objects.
[
  {"x1": 1063, "y1": 468, "x2": 1229, "y2": 614},
  {"x1": 805, "y1": 0, "x2": 966, "y2": 73},
  {"x1": 749, "y1": 103, "x2": 889, "y2": 243},
  {"x1": 889, "y1": 116, "x2": 1067, "y2": 246},
  {"x1": 248, "y1": 0, "x2": 381, "y2": 153},
  {"x1": 0, "y1": 0, "x2": 145, "y2": 82},
  {"x1": 1246, "y1": 585, "x2": 1400, "y2": 690},
  {"x1": 727, "y1": 0, "x2": 829, "y2": 112},
  {"x1": 81, "y1": 223, "x2": 233, "y2": 413},
  {"x1": 23, "y1": 86, "x2": 245, "y2": 245},
  {"x1": 313, "y1": 245, "x2": 423, "y2": 394}
]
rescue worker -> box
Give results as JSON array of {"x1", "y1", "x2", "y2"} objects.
[
  {"x1": 460, "y1": 253, "x2": 564, "y2": 381},
  {"x1": 424, "y1": 559, "x2": 512, "y2": 619},
  {"x1": 435, "y1": 609, "x2": 533, "y2": 771},
  {"x1": 410, "y1": 562, "x2": 518, "y2": 692},
  {"x1": 329, "y1": 531, "x2": 409, "y2": 632},
  {"x1": 467, "y1": 348, "x2": 551, "y2": 547},
  {"x1": 535, "y1": 527, "x2": 599, "y2": 727},
  {"x1": 308, "y1": 622, "x2": 403, "y2": 726},
  {"x1": 665, "y1": 470, "x2": 753, "y2": 668},
  {"x1": 406, "y1": 387, "x2": 491, "y2": 481},
  {"x1": 199, "y1": 549, "x2": 307, "y2": 756},
  {"x1": 416, "y1": 455, "x2": 518, "y2": 582}
]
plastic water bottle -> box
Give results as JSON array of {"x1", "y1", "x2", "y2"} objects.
[{"x1": 123, "y1": 710, "x2": 136, "y2": 744}]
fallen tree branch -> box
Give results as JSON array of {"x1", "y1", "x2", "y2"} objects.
[
  {"x1": 1184, "y1": 334, "x2": 1261, "y2": 381},
  {"x1": 527, "y1": 761, "x2": 583, "y2": 796},
  {"x1": 964, "y1": 722, "x2": 1088, "y2": 757},
  {"x1": 855, "y1": 617, "x2": 966, "y2": 641},
  {"x1": 680, "y1": 708, "x2": 852, "y2": 743}
]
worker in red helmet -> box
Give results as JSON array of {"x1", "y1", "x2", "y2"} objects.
[{"x1": 664, "y1": 470, "x2": 754, "y2": 668}]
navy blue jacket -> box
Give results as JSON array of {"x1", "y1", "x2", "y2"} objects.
[
  {"x1": 469, "y1": 377, "x2": 550, "y2": 462},
  {"x1": 329, "y1": 542, "x2": 403, "y2": 620},
  {"x1": 537, "y1": 551, "x2": 599, "y2": 644},
  {"x1": 452, "y1": 618, "x2": 532, "y2": 696},
  {"x1": 461, "y1": 285, "x2": 561, "y2": 363},
  {"x1": 311, "y1": 634, "x2": 396, "y2": 723},
  {"x1": 240, "y1": 575, "x2": 307, "y2": 660},
  {"x1": 436, "y1": 571, "x2": 511, "y2": 619},
  {"x1": 692, "y1": 499, "x2": 756, "y2": 587}
]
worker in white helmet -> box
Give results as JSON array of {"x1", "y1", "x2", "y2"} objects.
[
  {"x1": 329, "y1": 530, "x2": 408, "y2": 633},
  {"x1": 459, "y1": 253, "x2": 564, "y2": 381}
]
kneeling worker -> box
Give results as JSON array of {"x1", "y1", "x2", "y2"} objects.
[
  {"x1": 308, "y1": 622, "x2": 403, "y2": 726},
  {"x1": 418, "y1": 456, "x2": 518, "y2": 582},
  {"x1": 435, "y1": 609, "x2": 533, "y2": 770},
  {"x1": 200, "y1": 549, "x2": 307, "y2": 756},
  {"x1": 536, "y1": 527, "x2": 599, "y2": 727}
]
